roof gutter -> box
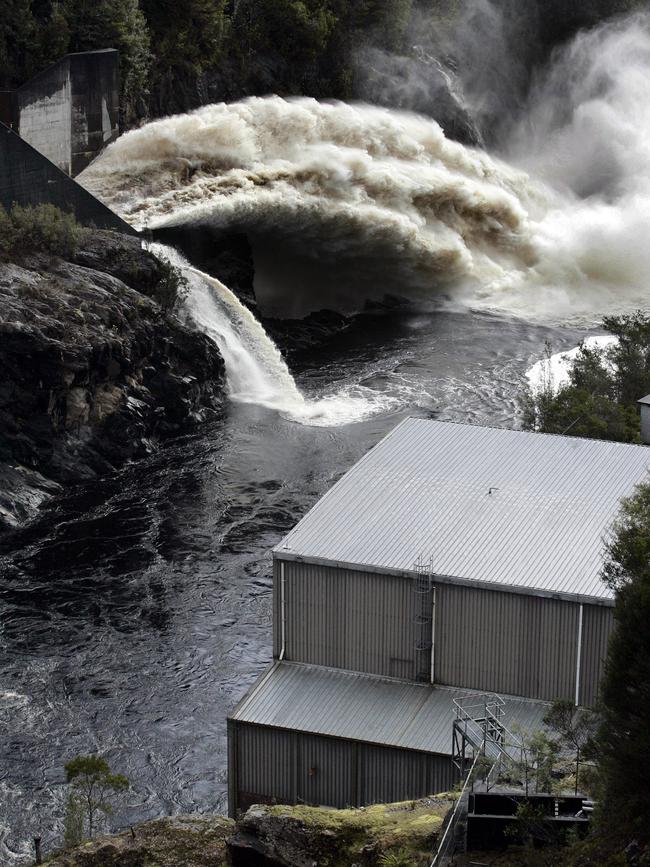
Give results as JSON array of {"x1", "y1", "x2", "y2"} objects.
[{"x1": 272, "y1": 551, "x2": 615, "y2": 608}]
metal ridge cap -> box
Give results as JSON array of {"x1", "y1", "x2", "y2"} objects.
[
  {"x1": 269, "y1": 659, "x2": 435, "y2": 689},
  {"x1": 230, "y1": 716, "x2": 451, "y2": 756}
]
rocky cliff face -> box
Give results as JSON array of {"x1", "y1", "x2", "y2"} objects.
[{"x1": 0, "y1": 231, "x2": 226, "y2": 533}]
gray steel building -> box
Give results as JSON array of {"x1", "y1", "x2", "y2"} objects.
[{"x1": 229, "y1": 419, "x2": 649, "y2": 816}]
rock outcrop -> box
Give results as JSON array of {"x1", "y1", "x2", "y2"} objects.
[
  {"x1": 228, "y1": 800, "x2": 448, "y2": 867},
  {"x1": 0, "y1": 231, "x2": 226, "y2": 533},
  {"x1": 41, "y1": 799, "x2": 450, "y2": 867},
  {"x1": 43, "y1": 816, "x2": 234, "y2": 867}
]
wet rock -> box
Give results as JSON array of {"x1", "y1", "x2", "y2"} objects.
[
  {"x1": 152, "y1": 226, "x2": 258, "y2": 312},
  {"x1": 264, "y1": 309, "x2": 352, "y2": 362},
  {"x1": 0, "y1": 233, "x2": 226, "y2": 533}
]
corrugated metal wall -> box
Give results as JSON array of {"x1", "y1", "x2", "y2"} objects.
[
  {"x1": 230, "y1": 721, "x2": 453, "y2": 814},
  {"x1": 299, "y1": 733, "x2": 356, "y2": 807},
  {"x1": 236, "y1": 723, "x2": 296, "y2": 803},
  {"x1": 434, "y1": 583, "x2": 581, "y2": 701},
  {"x1": 275, "y1": 560, "x2": 417, "y2": 680},
  {"x1": 274, "y1": 558, "x2": 613, "y2": 704},
  {"x1": 579, "y1": 604, "x2": 613, "y2": 707},
  {"x1": 360, "y1": 744, "x2": 454, "y2": 804}
]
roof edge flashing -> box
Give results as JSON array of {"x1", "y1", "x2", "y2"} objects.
[{"x1": 272, "y1": 551, "x2": 615, "y2": 606}]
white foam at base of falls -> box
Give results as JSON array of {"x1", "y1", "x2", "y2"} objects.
[{"x1": 149, "y1": 243, "x2": 400, "y2": 426}]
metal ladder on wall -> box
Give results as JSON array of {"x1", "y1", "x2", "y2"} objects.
[{"x1": 413, "y1": 556, "x2": 434, "y2": 682}]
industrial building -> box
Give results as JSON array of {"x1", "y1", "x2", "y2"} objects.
[{"x1": 229, "y1": 416, "x2": 650, "y2": 816}]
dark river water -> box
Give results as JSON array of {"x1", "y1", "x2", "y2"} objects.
[{"x1": 0, "y1": 308, "x2": 588, "y2": 862}]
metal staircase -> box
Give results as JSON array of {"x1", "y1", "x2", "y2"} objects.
[{"x1": 452, "y1": 693, "x2": 522, "y2": 783}]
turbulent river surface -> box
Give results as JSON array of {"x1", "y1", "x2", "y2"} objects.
[
  {"x1": 3, "y1": 10, "x2": 650, "y2": 863},
  {"x1": 0, "y1": 311, "x2": 587, "y2": 861}
]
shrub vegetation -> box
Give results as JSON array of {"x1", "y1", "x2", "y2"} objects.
[
  {"x1": 0, "y1": 203, "x2": 85, "y2": 260},
  {"x1": 64, "y1": 754, "x2": 129, "y2": 844},
  {"x1": 523, "y1": 313, "x2": 650, "y2": 443}
]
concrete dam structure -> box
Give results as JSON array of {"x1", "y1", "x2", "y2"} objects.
[
  {"x1": 0, "y1": 49, "x2": 134, "y2": 235},
  {"x1": 0, "y1": 122, "x2": 136, "y2": 234},
  {"x1": 0, "y1": 49, "x2": 119, "y2": 177}
]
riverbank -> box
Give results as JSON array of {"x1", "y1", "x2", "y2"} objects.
[{"x1": 0, "y1": 230, "x2": 226, "y2": 533}]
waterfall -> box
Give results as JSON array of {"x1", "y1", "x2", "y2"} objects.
[
  {"x1": 149, "y1": 243, "x2": 396, "y2": 425},
  {"x1": 150, "y1": 243, "x2": 302, "y2": 407}
]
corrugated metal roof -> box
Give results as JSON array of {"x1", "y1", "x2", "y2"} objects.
[
  {"x1": 275, "y1": 419, "x2": 649, "y2": 602},
  {"x1": 231, "y1": 662, "x2": 549, "y2": 755}
]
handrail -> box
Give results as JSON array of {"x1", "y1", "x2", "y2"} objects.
[
  {"x1": 453, "y1": 693, "x2": 506, "y2": 727},
  {"x1": 430, "y1": 742, "x2": 484, "y2": 867}
]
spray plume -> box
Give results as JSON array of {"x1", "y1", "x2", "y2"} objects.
[{"x1": 81, "y1": 13, "x2": 650, "y2": 323}]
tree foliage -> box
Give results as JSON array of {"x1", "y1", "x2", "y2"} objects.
[
  {"x1": 0, "y1": 203, "x2": 85, "y2": 260},
  {"x1": 523, "y1": 313, "x2": 650, "y2": 443},
  {"x1": 1, "y1": 0, "x2": 642, "y2": 126},
  {"x1": 510, "y1": 728, "x2": 562, "y2": 796},
  {"x1": 595, "y1": 482, "x2": 650, "y2": 843},
  {"x1": 543, "y1": 699, "x2": 597, "y2": 795},
  {"x1": 150, "y1": 258, "x2": 190, "y2": 313},
  {"x1": 142, "y1": 0, "x2": 228, "y2": 115},
  {"x1": 64, "y1": 755, "x2": 129, "y2": 839}
]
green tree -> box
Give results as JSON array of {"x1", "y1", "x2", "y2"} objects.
[
  {"x1": 0, "y1": 0, "x2": 37, "y2": 87},
  {"x1": 520, "y1": 730, "x2": 561, "y2": 795},
  {"x1": 66, "y1": 0, "x2": 152, "y2": 125},
  {"x1": 543, "y1": 699, "x2": 597, "y2": 795},
  {"x1": 350, "y1": 0, "x2": 412, "y2": 51},
  {"x1": 143, "y1": 0, "x2": 228, "y2": 114},
  {"x1": 64, "y1": 755, "x2": 129, "y2": 839},
  {"x1": 27, "y1": 1, "x2": 72, "y2": 76},
  {"x1": 63, "y1": 791, "x2": 84, "y2": 848},
  {"x1": 150, "y1": 258, "x2": 189, "y2": 313},
  {"x1": 231, "y1": 0, "x2": 337, "y2": 92},
  {"x1": 523, "y1": 313, "x2": 650, "y2": 443},
  {"x1": 595, "y1": 481, "x2": 650, "y2": 842},
  {"x1": 504, "y1": 801, "x2": 556, "y2": 850}
]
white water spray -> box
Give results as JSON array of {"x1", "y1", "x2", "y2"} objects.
[
  {"x1": 80, "y1": 95, "x2": 539, "y2": 319},
  {"x1": 150, "y1": 243, "x2": 397, "y2": 425},
  {"x1": 81, "y1": 13, "x2": 650, "y2": 324},
  {"x1": 77, "y1": 13, "x2": 650, "y2": 422}
]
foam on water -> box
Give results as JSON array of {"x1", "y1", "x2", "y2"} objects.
[
  {"x1": 525, "y1": 336, "x2": 619, "y2": 395},
  {"x1": 150, "y1": 243, "x2": 400, "y2": 425}
]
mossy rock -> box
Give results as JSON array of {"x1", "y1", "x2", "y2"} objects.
[
  {"x1": 43, "y1": 815, "x2": 235, "y2": 867},
  {"x1": 231, "y1": 796, "x2": 452, "y2": 866}
]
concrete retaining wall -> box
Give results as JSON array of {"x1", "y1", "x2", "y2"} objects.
[{"x1": 0, "y1": 122, "x2": 136, "y2": 234}]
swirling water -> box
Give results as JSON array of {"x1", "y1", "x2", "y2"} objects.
[
  {"x1": 4, "y1": 10, "x2": 650, "y2": 862},
  {"x1": 1, "y1": 310, "x2": 590, "y2": 862}
]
